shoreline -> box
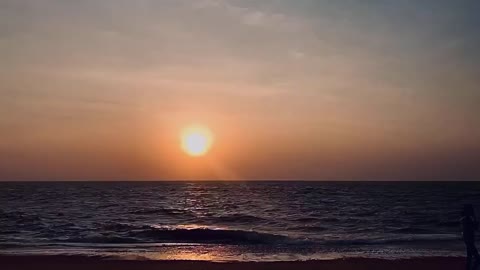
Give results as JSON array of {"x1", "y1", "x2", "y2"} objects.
[{"x1": 0, "y1": 255, "x2": 465, "y2": 270}]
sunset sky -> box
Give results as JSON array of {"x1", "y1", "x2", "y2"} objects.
[{"x1": 1, "y1": 0, "x2": 479, "y2": 181}]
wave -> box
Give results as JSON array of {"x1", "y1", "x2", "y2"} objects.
[
  {"x1": 65, "y1": 236, "x2": 140, "y2": 244},
  {"x1": 129, "y1": 208, "x2": 191, "y2": 216},
  {"x1": 291, "y1": 217, "x2": 320, "y2": 223},
  {"x1": 55, "y1": 222, "x2": 460, "y2": 248},
  {"x1": 129, "y1": 226, "x2": 289, "y2": 244},
  {"x1": 0, "y1": 211, "x2": 42, "y2": 222},
  {"x1": 60, "y1": 225, "x2": 291, "y2": 245},
  {"x1": 390, "y1": 227, "x2": 433, "y2": 234},
  {"x1": 286, "y1": 225, "x2": 328, "y2": 232},
  {"x1": 129, "y1": 209, "x2": 267, "y2": 224},
  {"x1": 58, "y1": 232, "x2": 459, "y2": 248},
  {"x1": 206, "y1": 214, "x2": 267, "y2": 224},
  {"x1": 320, "y1": 233, "x2": 460, "y2": 246}
]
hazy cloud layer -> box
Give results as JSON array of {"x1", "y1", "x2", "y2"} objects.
[{"x1": 1, "y1": 0, "x2": 479, "y2": 180}]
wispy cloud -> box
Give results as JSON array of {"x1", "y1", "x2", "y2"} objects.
[{"x1": 191, "y1": 0, "x2": 301, "y2": 30}]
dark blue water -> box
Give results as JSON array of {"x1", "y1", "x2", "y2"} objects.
[{"x1": 1, "y1": 182, "x2": 478, "y2": 261}]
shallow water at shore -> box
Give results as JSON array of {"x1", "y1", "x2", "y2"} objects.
[{"x1": 0, "y1": 255, "x2": 466, "y2": 270}]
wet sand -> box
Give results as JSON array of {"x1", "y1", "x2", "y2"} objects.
[{"x1": 0, "y1": 255, "x2": 464, "y2": 270}]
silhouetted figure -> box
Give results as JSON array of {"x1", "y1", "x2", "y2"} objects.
[{"x1": 462, "y1": 204, "x2": 480, "y2": 270}]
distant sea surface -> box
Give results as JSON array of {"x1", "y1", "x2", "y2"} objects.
[{"x1": 1, "y1": 181, "x2": 478, "y2": 261}]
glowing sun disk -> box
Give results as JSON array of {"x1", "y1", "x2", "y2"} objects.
[{"x1": 180, "y1": 125, "x2": 213, "y2": 157}]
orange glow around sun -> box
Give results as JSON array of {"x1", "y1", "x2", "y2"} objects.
[{"x1": 180, "y1": 125, "x2": 214, "y2": 157}]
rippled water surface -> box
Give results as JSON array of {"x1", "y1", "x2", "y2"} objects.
[{"x1": 1, "y1": 181, "x2": 479, "y2": 261}]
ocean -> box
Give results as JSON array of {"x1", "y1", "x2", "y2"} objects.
[{"x1": 1, "y1": 181, "x2": 478, "y2": 261}]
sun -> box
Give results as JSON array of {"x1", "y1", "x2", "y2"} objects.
[{"x1": 180, "y1": 125, "x2": 214, "y2": 157}]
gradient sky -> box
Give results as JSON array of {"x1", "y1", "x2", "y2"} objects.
[{"x1": 1, "y1": 0, "x2": 479, "y2": 181}]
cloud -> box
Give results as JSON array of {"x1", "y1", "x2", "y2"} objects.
[
  {"x1": 191, "y1": 0, "x2": 299, "y2": 29},
  {"x1": 241, "y1": 10, "x2": 266, "y2": 25},
  {"x1": 289, "y1": 50, "x2": 305, "y2": 60},
  {"x1": 191, "y1": 0, "x2": 222, "y2": 9}
]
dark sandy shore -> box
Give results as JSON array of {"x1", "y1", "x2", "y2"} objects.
[{"x1": 0, "y1": 255, "x2": 464, "y2": 270}]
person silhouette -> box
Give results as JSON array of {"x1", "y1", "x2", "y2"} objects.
[{"x1": 462, "y1": 204, "x2": 480, "y2": 270}]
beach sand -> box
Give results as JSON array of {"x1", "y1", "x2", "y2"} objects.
[{"x1": 0, "y1": 255, "x2": 464, "y2": 270}]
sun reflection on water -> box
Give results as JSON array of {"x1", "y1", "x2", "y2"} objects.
[{"x1": 146, "y1": 245, "x2": 233, "y2": 261}]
